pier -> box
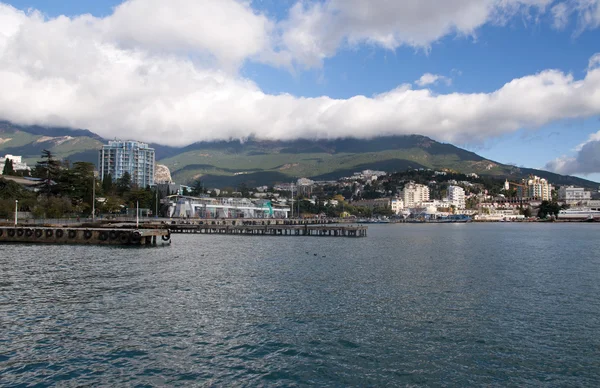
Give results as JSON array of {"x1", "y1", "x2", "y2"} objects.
[
  {"x1": 168, "y1": 223, "x2": 367, "y2": 237},
  {"x1": 0, "y1": 226, "x2": 171, "y2": 246}
]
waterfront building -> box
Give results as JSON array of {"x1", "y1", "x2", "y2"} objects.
[
  {"x1": 517, "y1": 175, "x2": 552, "y2": 201},
  {"x1": 168, "y1": 196, "x2": 290, "y2": 218},
  {"x1": 352, "y1": 198, "x2": 392, "y2": 211},
  {"x1": 558, "y1": 186, "x2": 591, "y2": 204},
  {"x1": 0, "y1": 154, "x2": 30, "y2": 174},
  {"x1": 448, "y1": 185, "x2": 466, "y2": 209},
  {"x1": 391, "y1": 198, "x2": 404, "y2": 214},
  {"x1": 400, "y1": 182, "x2": 430, "y2": 208},
  {"x1": 99, "y1": 140, "x2": 155, "y2": 188}
]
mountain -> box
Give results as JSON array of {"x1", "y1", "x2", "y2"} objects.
[
  {"x1": 156, "y1": 136, "x2": 599, "y2": 189},
  {"x1": 0, "y1": 121, "x2": 597, "y2": 189},
  {"x1": 0, "y1": 121, "x2": 103, "y2": 166}
]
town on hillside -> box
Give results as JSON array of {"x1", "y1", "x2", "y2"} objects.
[{"x1": 1, "y1": 139, "x2": 599, "y2": 222}]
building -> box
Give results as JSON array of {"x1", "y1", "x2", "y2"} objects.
[
  {"x1": 168, "y1": 196, "x2": 290, "y2": 219},
  {"x1": 99, "y1": 140, "x2": 155, "y2": 188},
  {"x1": 0, "y1": 154, "x2": 30, "y2": 174},
  {"x1": 517, "y1": 175, "x2": 552, "y2": 201},
  {"x1": 400, "y1": 182, "x2": 430, "y2": 208},
  {"x1": 352, "y1": 198, "x2": 392, "y2": 210},
  {"x1": 391, "y1": 198, "x2": 404, "y2": 214},
  {"x1": 296, "y1": 178, "x2": 314, "y2": 196},
  {"x1": 447, "y1": 185, "x2": 466, "y2": 209},
  {"x1": 558, "y1": 186, "x2": 591, "y2": 204}
]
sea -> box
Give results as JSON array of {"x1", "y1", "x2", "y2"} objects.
[{"x1": 1, "y1": 223, "x2": 599, "y2": 386}]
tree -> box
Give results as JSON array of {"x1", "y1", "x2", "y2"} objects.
[
  {"x1": 127, "y1": 187, "x2": 153, "y2": 210},
  {"x1": 70, "y1": 162, "x2": 96, "y2": 213},
  {"x1": 34, "y1": 149, "x2": 62, "y2": 196},
  {"x1": 102, "y1": 173, "x2": 114, "y2": 194},
  {"x1": 2, "y1": 158, "x2": 15, "y2": 176},
  {"x1": 537, "y1": 201, "x2": 562, "y2": 219},
  {"x1": 190, "y1": 179, "x2": 205, "y2": 196},
  {"x1": 116, "y1": 172, "x2": 132, "y2": 196},
  {"x1": 237, "y1": 182, "x2": 250, "y2": 198}
]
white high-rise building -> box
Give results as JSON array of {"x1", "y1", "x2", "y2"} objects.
[
  {"x1": 517, "y1": 175, "x2": 551, "y2": 201},
  {"x1": 99, "y1": 140, "x2": 155, "y2": 187},
  {"x1": 400, "y1": 182, "x2": 430, "y2": 208},
  {"x1": 448, "y1": 185, "x2": 466, "y2": 209}
]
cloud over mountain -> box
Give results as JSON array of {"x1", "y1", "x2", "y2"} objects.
[
  {"x1": 0, "y1": 1, "x2": 600, "y2": 147},
  {"x1": 546, "y1": 130, "x2": 600, "y2": 175}
]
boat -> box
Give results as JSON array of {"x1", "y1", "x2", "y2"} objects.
[{"x1": 557, "y1": 208, "x2": 600, "y2": 221}]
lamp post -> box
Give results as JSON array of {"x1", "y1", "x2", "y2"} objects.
[
  {"x1": 14, "y1": 199, "x2": 18, "y2": 226},
  {"x1": 92, "y1": 173, "x2": 96, "y2": 222}
]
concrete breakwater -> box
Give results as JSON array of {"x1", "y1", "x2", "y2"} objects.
[{"x1": 0, "y1": 226, "x2": 171, "y2": 246}]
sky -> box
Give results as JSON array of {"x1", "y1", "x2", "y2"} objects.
[{"x1": 0, "y1": 0, "x2": 600, "y2": 182}]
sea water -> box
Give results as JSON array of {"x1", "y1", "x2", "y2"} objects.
[{"x1": 1, "y1": 223, "x2": 599, "y2": 386}]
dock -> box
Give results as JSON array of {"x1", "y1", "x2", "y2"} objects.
[
  {"x1": 0, "y1": 226, "x2": 171, "y2": 246},
  {"x1": 168, "y1": 223, "x2": 368, "y2": 237}
]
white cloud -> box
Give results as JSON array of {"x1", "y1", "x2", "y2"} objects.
[
  {"x1": 549, "y1": 0, "x2": 600, "y2": 33},
  {"x1": 415, "y1": 73, "x2": 452, "y2": 87},
  {"x1": 552, "y1": 3, "x2": 571, "y2": 28},
  {"x1": 280, "y1": 0, "x2": 554, "y2": 67},
  {"x1": 546, "y1": 130, "x2": 600, "y2": 174},
  {"x1": 102, "y1": 0, "x2": 282, "y2": 70},
  {"x1": 1, "y1": 2, "x2": 600, "y2": 148},
  {"x1": 589, "y1": 53, "x2": 600, "y2": 69}
]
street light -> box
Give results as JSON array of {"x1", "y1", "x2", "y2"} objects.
[
  {"x1": 14, "y1": 199, "x2": 18, "y2": 226},
  {"x1": 92, "y1": 171, "x2": 98, "y2": 222}
]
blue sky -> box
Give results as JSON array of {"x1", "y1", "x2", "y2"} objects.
[{"x1": 1, "y1": 0, "x2": 600, "y2": 182}]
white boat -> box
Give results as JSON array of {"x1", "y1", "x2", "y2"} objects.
[{"x1": 558, "y1": 208, "x2": 600, "y2": 220}]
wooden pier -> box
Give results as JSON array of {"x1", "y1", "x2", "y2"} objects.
[
  {"x1": 0, "y1": 226, "x2": 171, "y2": 246},
  {"x1": 168, "y1": 224, "x2": 367, "y2": 237}
]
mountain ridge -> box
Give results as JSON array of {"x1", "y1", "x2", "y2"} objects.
[{"x1": 0, "y1": 121, "x2": 597, "y2": 189}]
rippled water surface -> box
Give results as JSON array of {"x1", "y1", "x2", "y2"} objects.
[{"x1": 2, "y1": 223, "x2": 600, "y2": 386}]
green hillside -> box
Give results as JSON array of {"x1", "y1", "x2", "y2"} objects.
[
  {"x1": 0, "y1": 122, "x2": 103, "y2": 166},
  {"x1": 0, "y1": 122, "x2": 597, "y2": 189}
]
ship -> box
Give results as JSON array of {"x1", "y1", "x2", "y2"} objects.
[{"x1": 557, "y1": 208, "x2": 600, "y2": 221}]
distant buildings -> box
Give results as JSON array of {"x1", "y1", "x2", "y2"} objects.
[
  {"x1": 400, "y1": 182, "x2": 430, "y2": 208},
  {"x1": 447, "y1": 185, "x2": 466, "y2": 209},
  {"x1": 558, "y1": 186, "x2": 591, "y2": 204},
  {"x1": 348, "y1": 170, "x2": 387, "y2": 181},
  {"x1": 517, "y1": 175, "x2": 552, "y2": 201},
  {"x1": 0, "y1": 154, "x2": 30, "y2": 174},
  {"x1": 352, "y1": 198, "x2": 392, "y2": 210},
  {"x1": 296, "y1": 177, "x2": 314, "y2": 195},
  {"x1": 99, "y1": 140, "x2": 155, "y2": 188}
]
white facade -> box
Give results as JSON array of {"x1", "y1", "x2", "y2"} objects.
[
  {"x1": 0, "y1": 154, "x2": 30, "y2": 173},
  {"x1": 99, "y1": 140, "x2": 155, "y2": 188},
  {"x1": 558, "y1": 186, "x2": 591, "y2": 203},
  {"x1": 391, "y1": 198, "x2": 404, "y2": 214},
  {"x1": 400, "y1": 182, "x2": 430, "y2": 208},
  {"x1": 448, "y1": 185, "x2": 466, "y2": 209}
]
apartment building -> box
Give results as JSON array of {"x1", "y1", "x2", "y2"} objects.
[{"x1": 99, "y1": 140, "x2": 155, "y2": 187}]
